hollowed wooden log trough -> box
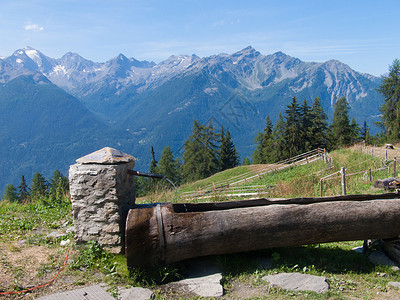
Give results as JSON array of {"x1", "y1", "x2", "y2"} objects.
[{"x1": 125, "y1": 193, "x2": 400, "y2": 270}]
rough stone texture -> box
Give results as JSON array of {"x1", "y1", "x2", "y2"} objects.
[
  {"x1": 69, "y1": 149, "x2": 135, "y2": 253},
  {"x1": 76, "y1": 147, "x2": 136, "y2": 164},
  {"x1": 262, "y1": 273, "x2": 329, "y2": 294},
  {"x1": 368, "y1": 250, "x2": 399, "y2": 267},
  {"x1": 173, "y1": 273, "x2": 223, "y2": 298},
  {"x1": 37, "y1": 284, "x2": 114, "y2": 300},
  {"x1": 119, "y1": 287, "x2": 154, "y2": 300}
]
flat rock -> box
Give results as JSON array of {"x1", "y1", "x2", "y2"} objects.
[
  {"x1": 76, "y1": 147, "x2": 136, "y2": 164},
  {"x1": 38, "y1": 284, "x2": 114, "y2": 300},
  {"x1": 46, "y1": 231, "x2": 66, "y2": 238},
  {"x1": 119, "y1": 287, "x2": 154, "y2": 300},
  {"x1": 262, "y1": 273, "x2": 329, "y2": 294},
  {"x1": 368, "y1": 250, "x2": 399, "y2": 267},
  {"x1": 388, "y1": 282, "x2": 400, "y2": 288},
  {"x1": 173, "y1": 273, "x2": 223, "y2": 297}
]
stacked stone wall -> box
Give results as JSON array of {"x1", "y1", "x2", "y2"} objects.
[{"x1": 69, "y1": 157, "x2": 135, "y2": 253}]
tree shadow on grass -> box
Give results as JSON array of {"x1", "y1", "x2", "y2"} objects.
[{"x1": 213, "y1": 243, "x2": 374, "y2": 276}]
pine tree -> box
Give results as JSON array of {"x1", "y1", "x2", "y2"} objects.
[
  {"x1": 361, "y1": 120, "x2": 371, "y2": 144},
  {"x1": 49, "y1": 170, "x2": 69, "y2": 193},
  {"x1": 242, "y1": 157, "x2": 251, "y2": 165},
  {"x1": 182, "y1": 120, "x2": 219, "y2": 182},
  {"x1": 272, "y1": 113, "x2": 286, "y2": 161},
  {"x1": 219, "y1": 127, "x2": 239, "y2": 171},
  {"x1": 49, "y1": 169, "x2": 69, "y2": 200},
  {"x1": 252, "y1": 132, "x2": 265, "y2": 164},
  {"x1": 3, "y1": 184, "x2": 18, "y2": 202},
  {"x1": 309, "y1": 97, "x2": 328, "y2": 149},
  {"x1": 252, "y1": 116, "x2": 274, "y2": 164},
  {"x1": 157, "y1": 145, "x2": 181, "y2": 186},
  {"x1": 30, "y1": 172, "x2": 48, "y2": 198},
  {"x1": 378, "y1": 59, "x2": 400, "y2": 142},
  {"x1": 284, "y1": 97, "x2": 303, "y2": 157},
  {"x1": 300, "y1": 98, "x2": 312, "y2": 152},
  {"x1": 17, "y1": 175, "x2": 29, "y2": 202},
  {"x1": 331, "y1": 97, "x2": 353, "y2": 147}
]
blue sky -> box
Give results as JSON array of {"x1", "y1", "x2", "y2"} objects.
[{"x1": 0, "y1": 0, "x2": 399, "y2": 76}]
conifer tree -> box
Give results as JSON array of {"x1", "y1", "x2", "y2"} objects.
[
  {"x1": 253, "y1": 116, "x2": 274, "y2": 164},
  {"x1": 284, "y1": 97, "x2": 303, "y2": 157},
  {"x1": 350, "y1": 118, "x2": 361, "y2": 144},
  {"x1": 3, "y1": 184, "x2": 18, "y2": 202},
  {"x1": 300, "y1": 98, "x2": 312, "y2": 152},
  {"x1": 272, "y1": 113, "x2": 286, "y2": 161},
  {"x1": 331, "y1": 97, "x2": 353, "y2": 147},
  {"x1": 48, "y1": 169, "x2": 69, "y2": 201},
  {"x1": 378, "y1": 59, "x2": 400, "y2": 142},
  {"x1": 182, "y1": 120, "x2": 219, "y2": 182},
  {"x1": 309, "y1": 97, "x2": 328, "y2": 149},
  {"x1": 30, "y1": 172, "x2": 48, "y2": 198},
  {"x1": 219, "y1": 127, "x2": 239, "y2": 171},
  {"x1": 157, "y1": 145, "x2": 181, "y2": 186},
  {"x1": 361, "y1": 120, "x2": 371, "y2": 144},
  {"x1": 242, "y1": 157, "x2": 251, "y2": 165},
  {"x1": 17, "y1": 175, "x2": 29, "y2": 202},
  {"x1": 49, "y1": 170, "x2": 69, "y2": 195}
]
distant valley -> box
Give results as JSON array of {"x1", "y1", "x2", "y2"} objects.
[{"x1": 0, "y1": 46, "x2": 383, "y2": 195}]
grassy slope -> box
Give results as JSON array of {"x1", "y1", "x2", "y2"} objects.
[{"x1": 1, "y1": 148, "x2": 400, "y2": 299}]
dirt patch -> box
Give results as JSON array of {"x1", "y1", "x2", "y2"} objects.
[
  {"x1": 0, "y1": 242, "x2": 74, "y2": 299},
  {"x1": 223, "y1": 280, "x2": 269, "y2": 299}
]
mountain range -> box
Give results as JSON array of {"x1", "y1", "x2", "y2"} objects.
[{"x1": 0, "y1": 46, "x2": 383, "y2": 195}]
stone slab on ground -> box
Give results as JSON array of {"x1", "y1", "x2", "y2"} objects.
[
  {"x1": 37, "y1": 284, "x2": 114, "y2": 300},
  {"x1": 173, "y1": 273, "x2": 223, "y2": 297},
  {"x1": 119, "y1": 286, "x2": 154, "y2": 300},
  {"x1": 388, "y1": 282, "x2": 400, "y2": 288},
  {"x1": 262, "y1": 273, "x2": 329, "y2": 294},
  {"x1": 368, "y1": 250, "x2": 399, "y2": 267}
]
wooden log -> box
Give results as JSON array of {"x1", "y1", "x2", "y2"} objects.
[
  {"x1": 125, "y1": 193, "x2": 400, "y2": 270},
  {"x1": 374, "y1": 177, "x2": 400, "y2": 190}
]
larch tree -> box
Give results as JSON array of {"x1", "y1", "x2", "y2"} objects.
[
  {"x1": 157, "y1": 145, "x2": 181, "y2": 186},
  {"x1": 181, "y1": 120, "x2": 219, "y2": 182},
  {"x1": 309, "y1": 97, "x2": 328, "y2": 149},
  {"x1": 3, "y1": 184, "x2": 18, "y2": 202},
  {"x1": 30, "y1": 172, "x2": 48, "y2": 198},
  {"x1": 331, "y1": 97, "x2": 353, "y2": 148}
]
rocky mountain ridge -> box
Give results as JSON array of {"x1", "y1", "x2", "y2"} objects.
[{"x1": 0, "y1": 46, "x2": 383, "y2": 196}]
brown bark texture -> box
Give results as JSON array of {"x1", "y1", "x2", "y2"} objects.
[{"x1": 125, "y1": 193, "x2": 400, "y2": 269}]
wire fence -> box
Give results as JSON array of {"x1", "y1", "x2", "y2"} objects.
[
  {"x1": 182, "y1": 148, "x2": 330, "y2": 200},
  {"x1": 319, "y1": 143, "x2": 399, "y2": 197}
]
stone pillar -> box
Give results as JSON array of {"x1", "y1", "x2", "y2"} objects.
[{"x1": 69, "y1": 147, "x2": 136, "y2": 253}]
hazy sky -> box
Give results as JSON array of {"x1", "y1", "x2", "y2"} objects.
[{"x1": 1, "y1": 0, "x2": 398, "y2": 76}]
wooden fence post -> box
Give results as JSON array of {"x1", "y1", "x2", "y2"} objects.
[
  {"x1": 320, "y1": 179, "x2": 323, "y2": 197},
  {"x1": 341, "y1": 167, "x2": 346, "y2": 195},
  {"x1": 369, "y1": 168, "x2": 372, "y2": 182},
  {"x1": 386, "y1": 150, "x2": 388, "y2": 162},
  {"x1": 394, "y1": 157, "x2": 397, "y2": 178}
]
